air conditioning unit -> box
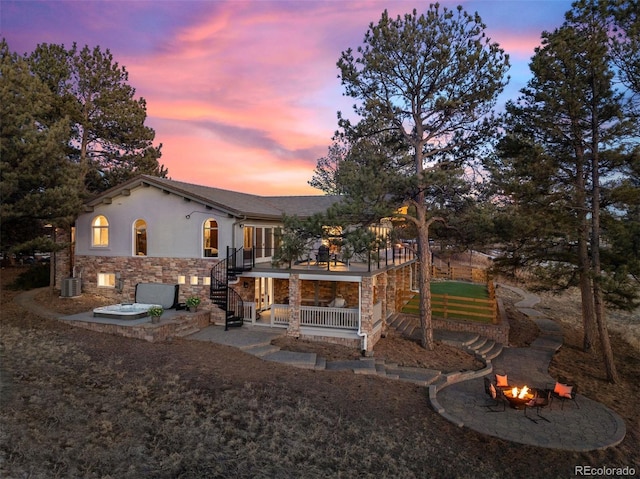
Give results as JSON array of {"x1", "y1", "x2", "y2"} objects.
[{"x1": 61, "y1": 277, "x2": 81, "y2": 298}]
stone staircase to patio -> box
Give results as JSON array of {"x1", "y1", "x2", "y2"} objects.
[
  {"x1": 388, "y1": 314, "x2": 505, "y2": 362},
  {"x1": 224, "y1": 314, "x2": 505, "y2": 388},
  {"x1": 235, "y1": 332, "x2": 442, "y2": 385}
]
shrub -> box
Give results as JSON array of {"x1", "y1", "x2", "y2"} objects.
[{"x1": 9, "y1": 264, "x2": 50, "y2": 290}]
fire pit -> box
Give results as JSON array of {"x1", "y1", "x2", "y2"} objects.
[{"x1": 504, "y1": 385, "x2": 535, "y2": 409}]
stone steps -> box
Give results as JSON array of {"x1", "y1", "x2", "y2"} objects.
[{"x1": 388, "y1": 314, "x2": 504, "y2": 365}]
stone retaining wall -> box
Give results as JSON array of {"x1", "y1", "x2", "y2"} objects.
[
  {"x1": 60, "y1": 310, "x2": 211, "y2": 342},
  {"x1": 432, "y1": 298, "x2": 509, "y2": 344}
]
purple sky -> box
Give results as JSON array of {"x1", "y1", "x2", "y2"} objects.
[{"x1": 2, "y1": 0, "x2": 573, "y2": 195}]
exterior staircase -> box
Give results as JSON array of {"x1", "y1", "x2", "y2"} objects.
[
  {"x1": 388, "y1": 313, "x2": 504, "y2": 362},
  {"x1": 210, "y1": 247, "x2": 252, "y2": 330}
]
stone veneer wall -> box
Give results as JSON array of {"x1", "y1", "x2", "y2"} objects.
[
  {"x1": 430, "y1": 297, "x2": 509, "y2": 344},
  {"x1": 234, "y1": 278, "x2": 255, "y2": 303},
  {"x1": 299, "y1": 280, "x2": 359, "y2": 307},
  {"x1": 74, "y1": 255, "x2": 217, "y2": 305},
  {"x1": 273, "y1": 278, "x2": 289, "y2": 303}
]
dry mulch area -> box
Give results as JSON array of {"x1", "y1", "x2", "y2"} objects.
[{"x1": 1, "y1": 267, "x2": 639, "y2": 478}]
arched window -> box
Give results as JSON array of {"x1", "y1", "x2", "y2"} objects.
[
  {"x1": 91, "y1": 215, "x2": 109, "y2": 247},
  {"x1": 203, "y1": 219, "x2": 218, "y2": 257},
  {"x1": 134, "y1": 219, "x2": 147, "y2": 256}
]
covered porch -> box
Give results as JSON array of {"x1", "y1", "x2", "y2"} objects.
[{"x1": 234, "y1": 264, "x2": 414, "y2": 353}]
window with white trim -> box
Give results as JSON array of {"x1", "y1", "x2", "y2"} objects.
[
  {"x1": 203, "y1": 219, "x2": 218, "y2": 257},
  {"x1": 98, "y1": 273, "x2": 115, "y2": 288},
  {"x1": 92, "y1": 215, "x2": 109, "y2": 247},
  {"x1": 134, "y1": 219, "x2": 147, "y2": 256}
]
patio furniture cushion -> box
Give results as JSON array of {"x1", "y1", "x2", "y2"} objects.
[
  {"x1": 554, "y1": 382, "x2": 573, "y2": 399},
  {"x1": 328, "y1": 297, "x2": 346, "y2": 308},
  {"x1": 495, "y1": 374, "x2": 509, "y2": 388}
]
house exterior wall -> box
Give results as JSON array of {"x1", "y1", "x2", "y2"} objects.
[
  {"x1": 70, "y1": 184, "x2": 285, "y2": 304},
  {"x1": 75, "y1": 186, "x2": 240, "y2": 259}
]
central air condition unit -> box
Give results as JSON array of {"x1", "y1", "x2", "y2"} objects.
[{"x1": 60, "y1": 277, "x2": 81, "y2": 298}]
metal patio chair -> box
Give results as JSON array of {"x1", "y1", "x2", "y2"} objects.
[
  {"x1": 482, "y1": 377, "x2": 507, "y2": 412},
  {"x1": 524, "y1": 388, "x2": 552, "y2": 423}
]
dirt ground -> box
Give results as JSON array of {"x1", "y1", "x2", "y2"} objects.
[{"x1": 1, "y1": 266, "x2": 639, "y2": 478}]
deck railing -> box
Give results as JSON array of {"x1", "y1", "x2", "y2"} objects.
[
  {"x1": 269, "y1": 304, "x2": 359, "y2": 330},
  {"x1": 300, "y1": 306, "x2": 358, "y2": 329},
  {"x1": 242, "y1": 301, "x2": 256, "y2": 322},
  {"x1": 271, "y1": 304, "x2": 290, "y2": 326}
]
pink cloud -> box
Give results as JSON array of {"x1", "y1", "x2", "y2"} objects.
[{"x1": 3, "y1": 0, "x2": 573, "y2": 196}]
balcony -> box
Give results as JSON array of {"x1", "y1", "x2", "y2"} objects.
[{"x1": 250, "y1": 244, "x2": 417, "y2": 274}]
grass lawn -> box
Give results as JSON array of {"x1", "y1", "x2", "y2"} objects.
[
  {"x1": 430, "y1": 281, "x2": 488, "y2": 299},
  {"x1": 402, "y1": 281, "x2": 493, "y2": 322}
]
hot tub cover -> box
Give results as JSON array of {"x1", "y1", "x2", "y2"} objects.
[{"x1": 135, "y1": 283, "x2": 179, "y2": 309}]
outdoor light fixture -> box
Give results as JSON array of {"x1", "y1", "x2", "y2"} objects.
[
  {"x1": 115, "y1": 272, "x2": 124, "y2": 293},
  {"x1": 190, "y1": 276, "x2": 198, "y2": 285},
  {"x1": 185, "y1": 210, "x2": 211, "y2": 219},
  {"x1": 178, "y1": 275, "x2": 186, "y2": 284}
]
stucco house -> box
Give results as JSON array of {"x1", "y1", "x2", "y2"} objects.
[{"x1": 61, "y1": 174, "x2": 418, "y2": 353}]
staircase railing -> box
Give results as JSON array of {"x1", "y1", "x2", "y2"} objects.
[{"x1": 210, "y1": 247, "x2": 251, "y2": 330}]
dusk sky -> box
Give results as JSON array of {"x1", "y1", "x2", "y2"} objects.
[{"x1": 2, "y1": 0, "x2": 573, "y2": 196}]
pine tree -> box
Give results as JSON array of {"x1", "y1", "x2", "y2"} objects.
[
  {"x1": 28, "y1": 43, "x2": 166, "y2": 194},
  {"x1": 0, "y1": 40, "x2": 83, "y2": 255},
  {"x1": 488, "y1": 3, "x2": 638, "y2": 381},
  {"x1": 322, "y1": 6, "x2": 509, "y2": 349}
]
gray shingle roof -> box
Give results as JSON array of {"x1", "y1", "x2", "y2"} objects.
[{"x1": 86, "y1": 175, "x2": 341, "y2": 220}]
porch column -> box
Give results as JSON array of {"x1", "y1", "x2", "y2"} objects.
[
  {"x1": 386, "y1": 269, "x2": 397, "y2": 315},
  {"x1": 360, "y1": 276, "x2": 375, "y2": 355},
  {"x1": 377, "y1": 272, "x2": 389, "y2": 337},
  {"x1": 403, "y1": 264, "x2": 413, "y2": 304},
  {"x1": 287, "y1": 273, "x2": 301, "y2": 338}
]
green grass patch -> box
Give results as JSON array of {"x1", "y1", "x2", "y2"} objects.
[
  {"x1": 430, "y1": 281, "x2": 488, "y2": 299},
  {"x1": 402, "y1": 281, "x2": 493, "y2": 323}
]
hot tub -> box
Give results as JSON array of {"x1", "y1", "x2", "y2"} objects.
[{"x1": 93, "y1": 303, "x2": 161, "y2": 320}]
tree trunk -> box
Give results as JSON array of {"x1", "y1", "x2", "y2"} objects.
[
  {"x1": 575, "y1": 146, "x2": 597, "y2": 352},
  {"x1": 416, "y1": 197, "x2": 434, "y2": 351},
  {"x1": 590, "y1": 121, "x2": 619, "y2": 382},
  {"x1": 593, "y1": 282, "x2": 619, "y2": 382},
  {"x1": 577, "y1": 234, "x2": 596, "y2": 352}
]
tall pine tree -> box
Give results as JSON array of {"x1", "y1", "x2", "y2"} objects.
[
  {"x1": 0, "y1": 40, "x2": 83, "y2": 255},
  {"x1": 28, "y1": 43, "x2": 166, "y2": 194},
  {"x1": 319, "y1": 6, "x2": 509, "y2": 349}
]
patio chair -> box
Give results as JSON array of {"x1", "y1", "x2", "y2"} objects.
[
  {"x1": 550, "y1": 381, "x2": 579, "y2": 410},
  {"x1": 494, "y1": 373, "x2": 510, "y2": 389},
  {"x1": 327, "y1": 296, "x2": 346, "y2": 308},
  {"x1": 524, "y1": 388, "x2": 551, "y2": 423},
  {"x1": 315, "y1": 245, "x2": 330, "y2": 265},
  {"x1": 482, "y1": 377, "x2": 507, "y2": 412}
]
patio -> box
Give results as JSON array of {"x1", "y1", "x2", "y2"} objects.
[
  {"x1": 435, "y1": 374, "x2": 626, "y2": 451},
  {"x1": 430, "y1": 284, "x2": 627, "y2": 451}
]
